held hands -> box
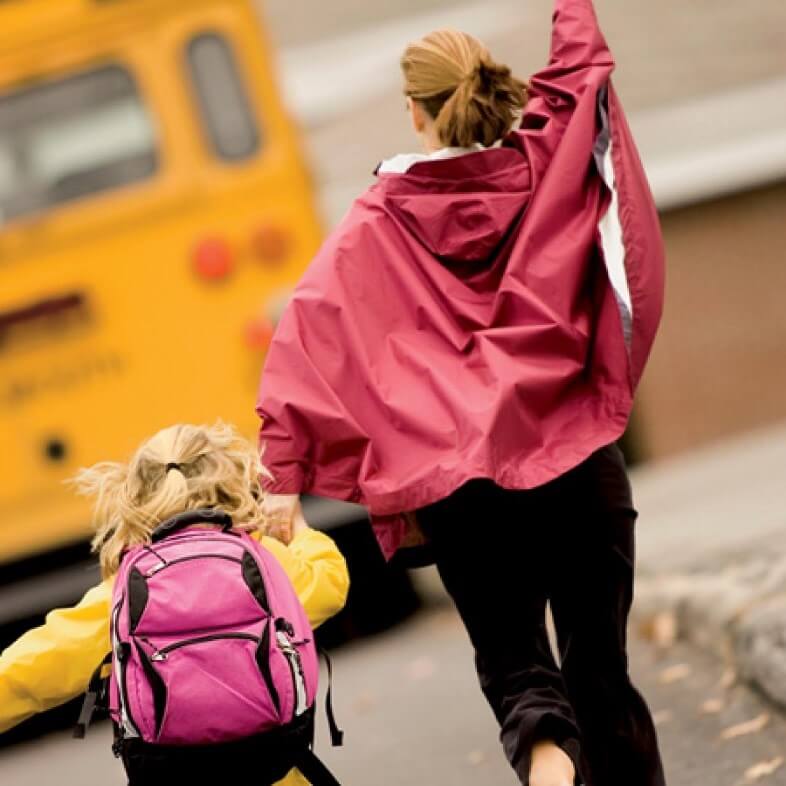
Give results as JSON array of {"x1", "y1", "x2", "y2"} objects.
[{"x1": 260, "y1": 493, "x2": 308, "y2": 544}]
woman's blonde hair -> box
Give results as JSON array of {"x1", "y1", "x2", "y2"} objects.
[
  {"x1": 401, "y1": 29, "x2": 528, "y2": 148},
  {"x1": 72, "y1": 422, "x2": 269, "y2": 578}
]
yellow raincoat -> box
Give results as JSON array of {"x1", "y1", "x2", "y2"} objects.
[{"x1": 0, "y1": 528, "x2": 349, "y2": 786}]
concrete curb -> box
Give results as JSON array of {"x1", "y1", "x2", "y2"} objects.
[
  {"x1": 634, "y1": 555, "x2": 786, "y2": 711},
  {"x1": 628, "y1": 424, "x2": 786, "y2": 711},
  {"x1": 410, "y1": 425, "x2": 786, "y2": 712}
]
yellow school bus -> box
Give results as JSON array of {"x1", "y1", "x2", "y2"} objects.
[{"x1": 0, "y1": 0, "x2": 323, "y2": 570}]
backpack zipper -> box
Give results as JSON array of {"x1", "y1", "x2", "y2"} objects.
[
  {"x1": 147, "y1": 632, "x2": 258, "y2": 661},
  {"x1": 140, "y1": 628, "x2": 284, "y2": 718},
  {"x1": 111, "y1": 599, "x2": 139, "y2": 738},
  {"x1": 145, "y1": 553, "x2": 242, "y2": 577},
  {"x1": 275, "y1": 620, "x2": 309, "y2": 717}
]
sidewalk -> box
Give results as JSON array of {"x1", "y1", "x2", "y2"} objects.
[
  {"x1": 632, "y1": 422, "x2": 786, "y2": 709},
  {"x1": 411, "y1": 423, "x2": 786, "y2": 713}
]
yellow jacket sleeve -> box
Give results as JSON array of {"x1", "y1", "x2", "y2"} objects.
[
  {"x1": 0, "y1": 580, "x2": 112, "y2": 734},
  {"x1": 255, "y1": 528, "x2": 350, "y2": 629}
]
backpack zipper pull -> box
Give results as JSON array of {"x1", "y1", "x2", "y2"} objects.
[
  {"x1": 146, "y1": 560, "x2": 168, "y2": 577},
  {"x1": 139, "y1": 636, "x2": 167, "y2": 661},
  {"x1": 274, "y1": 619, "x2": 308, "y2": 716}
]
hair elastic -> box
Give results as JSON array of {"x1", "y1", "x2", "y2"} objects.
[{"x1": 165, "y1": 463, "x2": 182, "y2": 473}]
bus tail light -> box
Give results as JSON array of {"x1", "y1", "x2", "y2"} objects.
[
  {"x1": 251, "y1": 223, "x2": 291, "y2": 265},
  {"x1": 244, "y1": 316, "x2": 275, "y2": 351},
  {"x1": 193, "y1": 237, "x2": 235, "y2": 280}
]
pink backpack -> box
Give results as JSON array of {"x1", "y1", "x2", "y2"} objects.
[{"x1": 76, "y1": 509, "x2": 343, "y2": 786}]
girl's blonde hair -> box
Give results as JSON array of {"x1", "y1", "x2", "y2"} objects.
[
  {"x1": 73, "y1": 422, "x2": 269, "y2": 578},
  {"x1": 401, "y1": 29, "x2": 528, "y2": 148}
]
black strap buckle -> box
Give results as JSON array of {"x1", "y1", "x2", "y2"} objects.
[{"x1": 74, "y1": 651, "x2": 112, "y2": 739}]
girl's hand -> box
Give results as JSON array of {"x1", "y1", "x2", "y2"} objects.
[{"x1": 260, "y1": 493, "x2": 299, "y2": 544}]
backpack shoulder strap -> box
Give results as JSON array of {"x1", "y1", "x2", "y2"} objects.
[
  {"x1": 294, "y1": 749, "x2": 342, "y2": 786},
  {"x1": 73, "y1": 651, "x2": 112, "y2": 739},
  {"x1": 320, "y1": 648, "x2": 344, "y2": 747}
]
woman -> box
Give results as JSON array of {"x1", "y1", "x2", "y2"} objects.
[{"x1": 257, "y1": 1, "x2": 666, "y2": 784}]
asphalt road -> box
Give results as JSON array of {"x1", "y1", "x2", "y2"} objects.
[
  {"x1": 2, "y1": 603, "x2": 785, "y2": 785},
  {"x1": 3, "y1": 3, "x2": 786, "y2": 785}
]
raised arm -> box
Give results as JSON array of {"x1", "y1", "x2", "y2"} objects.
[
  {"x1": 546, "y1": 0, "x2": 613, "y2": 77},
  {"x1": 525, "y1": 0, "x2": 614, "y2": 109},
  {"x1": 514, "y1": 0, "x2": 615, "y2": 180}
]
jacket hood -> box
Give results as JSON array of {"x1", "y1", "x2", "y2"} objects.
[{"x1": 377, "y1": 146, "x2": 532, "y2": 265}]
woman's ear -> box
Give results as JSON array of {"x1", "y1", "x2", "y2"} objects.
[{"x1": 407, "y1": 96, "x2": 427, "y2": 134}]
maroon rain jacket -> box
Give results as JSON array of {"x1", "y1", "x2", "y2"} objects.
[{"x1": 256, "y1": 0, "x2": 665, "y2": 558}]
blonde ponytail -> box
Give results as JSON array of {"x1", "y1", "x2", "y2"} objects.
[
  {"x1": 72, "y1": 422, "x2": 267, "y2": 578},
  {"x1": 401, "y1": 29, "x2": 528, "y2": 148}
]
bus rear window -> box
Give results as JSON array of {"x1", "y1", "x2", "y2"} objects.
[
  {"x1": 187, "y1": 33, "x2": 260, "y2": 161},
  {"x1": 0, "y1": 66, "x2": 157, "y2": 223}
]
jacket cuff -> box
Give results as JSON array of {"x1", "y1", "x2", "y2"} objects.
[{"x1": 261, "y1": 464, "x2": 307, "y2": 495}]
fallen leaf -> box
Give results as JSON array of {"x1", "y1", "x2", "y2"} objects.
[
  {"x1": 721, "y1": 713, "x2": 770, "y2": 740},
  {"x1": 700, "y1": 698, "x2": 725, "y2": 715},
  {"x1": 652, "y1": 709, "x2": 673, "y2": 726},
  {"x1": 351, "y1": 691, "x2": 377, "y2": 715},
  {"x1": 745, "y1": 757, "x2": 784, "y2": 781},
  {"x1": 719, "y1": 667, "x2": 737, "y2": 690},
  {"x1": 659, "y1": 663, "x2": 692, "y2": 684},
  {"x1": 406, "y1": 656, "x2": 436, "y2": 681},
  {"x1": 650, "y1": 611, "x2": 679, "y2": 648},
  {"x1": 467, "y1": 750, "x2": 487, "y2": 766}
]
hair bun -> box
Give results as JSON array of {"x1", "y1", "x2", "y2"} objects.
[
  {"x1": 468, "y1": 58, "x2": 518, "y2": 99},
  {"x1": 437, "y1": 55, "x2": 527, "y2": 148},
  {"x1": 402, "y1": 30, "x2": 528, "y2": 149}
]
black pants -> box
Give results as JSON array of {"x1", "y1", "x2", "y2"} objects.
[{"x1": 417, "y1": 444, "x2": 666, "y2": 786}]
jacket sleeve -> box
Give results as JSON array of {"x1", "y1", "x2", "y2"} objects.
[
  {"x1": 514, "y1": 0, "x2": 615, "y2": 195},
  {"x1": 258, "y1": 529, "x2": 350, "y2": 629},
  {"x1": 256, "y1": 225, "x2": 372, "y2": 500},
  {"x1": 0, "y1": 580, "x2": 112, "y2": 734},
  {"x1": 545, "y1": 0, "x2": 613, "y2": 77}
]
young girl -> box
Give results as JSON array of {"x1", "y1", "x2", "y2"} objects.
[{"x1": 0, "y1": 422, "x2": 349, "y2": 786}]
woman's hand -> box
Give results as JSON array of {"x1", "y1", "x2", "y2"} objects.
[
  {"x1": 291, "y1": 500, "x2": 311, "y2": 540},
  {"x1": 260, "y1": 493, "x2": 300, "y2": 544}
]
